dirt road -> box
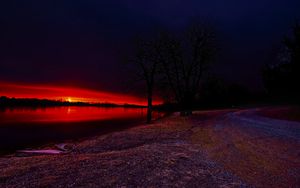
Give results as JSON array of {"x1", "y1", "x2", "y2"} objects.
[
  {"x1": 190, "y1": 108, "x2": 300, "y2": 187},
  {"x1": 226, "y1": 109, "x2": 300, "y2": 140}
]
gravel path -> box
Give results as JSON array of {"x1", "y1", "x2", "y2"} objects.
[
  {"x1": 227, "y1": 109, "x2": 300, "y2": 140},
  {"x1": 191, "y1": 108, "x2": 300, "y2": 187}
]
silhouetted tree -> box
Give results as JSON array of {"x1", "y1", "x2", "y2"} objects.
[
  {"x1": 128, "y1": 22, "x2": 217, "y2": 121},
  {"x1": 128, "y1": 38, "x2": 159, "y2": 123},
  {"x1": 284, "y1": 22, "x2": 300, "y2": 87},
  {"x1": 263, "y1": 21, "x2": 300, "y2": 102},
  {"x1": 156, "y1": 23, "x2": 217, "y2": 114}
]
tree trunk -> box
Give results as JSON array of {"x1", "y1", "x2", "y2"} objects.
[
  {"x1": 146, "y1": 91, "x2": 153, "y2": 124},
  {"x1": 179, "y1": 93, "x2": 193, "y2": 116}
]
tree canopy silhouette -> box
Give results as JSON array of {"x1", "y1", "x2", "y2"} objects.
[
  {"x1": 128, "y1": 22, "x2": 218, "y2": 121},
  {"x1": 127, "y1": 37, "x2": 160, "y2": 123},
  {"x1": 156, "y1": 24, "x2": 217, "y2": 113},
  {"x1": 263, "y1": 22, "x2": 300, "y2": 102}
]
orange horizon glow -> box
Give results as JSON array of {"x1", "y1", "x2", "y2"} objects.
[{"x1": 0, "y1": 82, "x2": 162, "y2": 106}]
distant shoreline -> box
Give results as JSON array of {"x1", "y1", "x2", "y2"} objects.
[{"x1": 0, "y1": 96, "x2": 146, "y2": 108}]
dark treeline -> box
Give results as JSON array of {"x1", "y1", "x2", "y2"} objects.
[
  {"x1": 195, "y1": 78, "x2": 265, "y2": 108},
  {"x1": 128, "y1": 21, "x2": 300, "y2": 122},
  {"x1": 156, "y1": 81, "x2": 268, "y2": 112},
  {"x1": 0, "y1": 96, "x2": 144, "y2": 108},
  {"x1": 263, "y1": 22, "x2": 300, "y2": 104},
  {"x1": 127, "y1": 22, "x2": 218, "y2": 122}
]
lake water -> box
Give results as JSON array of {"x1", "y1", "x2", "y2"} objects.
[{"x1": 0, "y1": 107, "x2": 161, "y2": 153}]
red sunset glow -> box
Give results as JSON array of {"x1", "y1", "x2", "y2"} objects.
[{"x1": 0, "y1": 82, "x2": 162, "y2": 106}]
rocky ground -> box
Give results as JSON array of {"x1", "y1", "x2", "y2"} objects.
[{"x1": 0, "y1": 107, "x2": 299, "y2": 187}]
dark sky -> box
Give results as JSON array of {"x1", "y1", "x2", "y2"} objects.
[{"x1": 1, "y1": 0, "x2": 300, "y2": 93}]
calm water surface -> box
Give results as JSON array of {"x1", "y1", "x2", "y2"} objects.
[
  {"x1": 0, "y1": 107, "x2": 160, "y2": 153},
  {"x1": 0, "y1": 106, "x2": 147, "y2": 123}
]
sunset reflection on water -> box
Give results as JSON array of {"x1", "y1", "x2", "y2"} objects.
[{"x1": 0, "y1": 107, "x2": 147, "y2": 124}]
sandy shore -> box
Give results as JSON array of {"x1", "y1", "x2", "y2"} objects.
[{"x1": 0, "y1": 108, "x2": 299, "y2": 187}]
